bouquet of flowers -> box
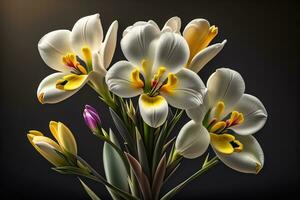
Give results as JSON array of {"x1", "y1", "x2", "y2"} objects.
[{"x1": 28, "y1": 14, "x2": 267, "y2": 200}]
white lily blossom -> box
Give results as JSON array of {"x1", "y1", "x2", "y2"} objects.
[
  {"x1": 176, "y1": 68, "x2": 267, "y2": 174},
  {"x1": 37, "y1": 14, "x2": 118, "y2": 104},
  {"x1": 106, "y1": 21, "x2": 206, "y2": 128}
]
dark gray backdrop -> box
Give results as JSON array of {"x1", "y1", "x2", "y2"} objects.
[{"x1": 1, "y1": 0, "x2": 299, "y2": 199}]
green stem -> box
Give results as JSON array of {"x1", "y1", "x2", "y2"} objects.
[{"x1": 160, "y1": 157, "x2": 219, "y2": 200}]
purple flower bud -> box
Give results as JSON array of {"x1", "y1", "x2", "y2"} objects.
[{"x1": 83, "y1": 105, "x2": 101, "y2": 133}]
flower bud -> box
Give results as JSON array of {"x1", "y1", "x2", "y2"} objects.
[{"x1": 83, "y1": 105, "x2": 101, "y2": 134}]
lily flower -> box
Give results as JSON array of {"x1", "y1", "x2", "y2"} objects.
[
  {"x1": 106, "y1": 21, "x2": 206, "y2": 128},
  {"x1": 27, "y1": 121, "x2": 77, "y2": 167},
  {"x1": 175, "y1": 68, "x2": 267, "y2": 174},
  {"x1": 37, "y1": 14, "x2": 118, "y2": 104}
]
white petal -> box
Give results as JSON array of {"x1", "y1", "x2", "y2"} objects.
[
  {"x1": 92, "y1": 52, "x2": 106, "y2": 74},
  {"x1": 183, "y1": 18, "x2": 210, "y2": 38},
  {"x1": 162, "y1": 16, "x2": 181, "y2": 33},
  {"x1": 153, "y1": 32, "x2": 189, "y2": 75},
  {"x1": 122, "y1": 20, "x2": 160, "y2": 37},
  {"x1": 189, "y1": 40, "x2": 227, "y2": 73},
  {"x1": 160, "y1": 68, "x2": 205, "y2": 109},
  {"x1": 121, "y1": 22, "x2": 160, "y2": 65},
  {"x1": 38, "y1": 30, "x2": 73, "y2": 72},
  {"x1": 105, "y1": 61, "x2": 143, "y2": 98},
  {"x1": 214, "y1": 134, "x2": 264, "y2": 174},
  {"x1": 37, "y1": 73, "x2": 83, "y2": 104},
  {"x1": 230, "y1": 94, "x2": 268, "y2": 135},
  {"x1": 70, "y1": 14, "x2": 103, "y2": 58},
  {"x1": 175, "y1": 120, "x2": 210, "y2": 159},
  {"x1": 139, "y1": 94, "x2": 168, "y2": 128},
  {"x1": 207, "y1": 68, "x2": 245, "y2": 115},
  {"x1": 186, "y1": 90, "x2": 209, "y2": 122},
  {"x1": 99, "y1": 20, "x2": 118, "y2": 69}
]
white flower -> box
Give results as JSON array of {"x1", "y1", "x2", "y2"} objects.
[
  {"x1": 37, "y1": 14, "x2": 118, "y2": 104},
  {"x1": 176, "y1": 68, "x2": 267, "y2": 174},
  {"x1": 123, "y1": 17, "x2": 226, "y2": 74},
  {"x1": 106, "y1": 21, "x2": 206, "y2": 128}
]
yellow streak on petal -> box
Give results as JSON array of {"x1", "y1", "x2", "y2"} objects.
[
  {"x1": 160, "y1": 73, "x2": 178, "y2": 94},
  {"x1": 233, "y1": 140, "x2": 243, "y2": 152},
  {"x1": 214, "y1": 101, "x2": 225, "y2": 119},
  {"x1": 38, "y1": 93, "x2": 45, "y2": 104},
  {"x1": 82, "y1": 46, "x2": 92, "y2": 67},
  {"x1": 131, "y1": 68, "x2": 144, "y2": 89},
  {"x1": 140, "y1": 94, "x2": 165, "y2": 108},
  {"x1": 210, "y1": 133, "x2": 235, "y2": 154},
  {"x1": 56, "y1": 74, "x2": 88, "y2": 91},
  {"x1": 255, "y1": 163, "x2": 262, "y2": 174}
]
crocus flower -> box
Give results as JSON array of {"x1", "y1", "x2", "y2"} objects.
[
  {"x1": 175, "y1": 68, "x2": 267, "y2": 174},
  {"x1": 37, "y1": 14, "x2": 118, "y2": 104},
  {"x1": 106, "y1": 21, "x2": 206, "y2": 128},
  {"x1": 27, "y1": 121, "x2": 77, "y2": 166},
  {"x1": 83, "y1": 105, "x2": 101, "y2": 134}
]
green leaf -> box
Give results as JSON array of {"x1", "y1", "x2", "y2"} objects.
[
  {"x1": 161, "y1": 158, "x2": 219, "y2": 200},
  {"x1": 103, "y1": 130, "x2": 130, "y2": 200},
  {"x1": 135, "y1": 127, "x2": 150, "y2": 178},
  {"x1": 109, "y1": 108, "x2": 136, "y2": 153},
  {"x1": 79, "y1": 178, "x2": 102, "y2": 200}
]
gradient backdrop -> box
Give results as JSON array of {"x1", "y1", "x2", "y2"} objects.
[{"x1": 0, "y1": 0, "x2": 299, "y2": 199}]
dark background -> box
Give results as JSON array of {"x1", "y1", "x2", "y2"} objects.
[{"x1": 0, "y1": 0, "x2": 299, "y2": 199}]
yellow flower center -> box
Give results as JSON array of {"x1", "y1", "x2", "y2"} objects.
[
  {"x1": 207, "y1": 101, "x2": 245, "y2": 154},
  {"x1": 160, "y1": 73, "x2": 178, "y2": 94},
  {"x1": 61, "y1": 46, "x2": 93, "y2": 75}
]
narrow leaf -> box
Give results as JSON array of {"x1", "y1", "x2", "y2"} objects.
[
  {"x1": 79, "y1": 178, "x2": 102, "y2": 200},
  {"x1": 152, "y1": 154, "x2": 166, "y2": 200},
  {"x1": 135, "y1": 127, "x2": 150, "y2": 178},
  {"x1": 109, "y1": 108, "x2": 136, "y2": 153},
  {"x1": 126, "y1": 153, "x2": 152, "y2": 200}
]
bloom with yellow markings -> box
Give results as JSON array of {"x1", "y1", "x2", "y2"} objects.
[
  {"x1": 37, "y1": 14, "x2": 118, "y2": 104},
  {"x1": 106, "y1": 21, "x2": 206, "y2": 128},
  {"x1": 176, "y1": 68, "x2": 267, "y2": 174},
  {"x1": 182, "y1": 19, "x2": 227, "y2": 73},
  {"x1": 27, "y1": 121, "x2": 78, "y2": 167}
]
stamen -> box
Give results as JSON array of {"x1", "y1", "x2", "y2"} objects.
[
  {"x1": 227, "y1": 111, "x2": 244, "y2": 127},
  {"x1": 131, "y1": 68, "x2": 144, "y2": 89},
  {"x1": 210, "y1": 121, "x2": 227, "y2": 133},
  {"x1": 160, "y1": 73, "x2": 178, "y2": 94},
  {"x1": 62, "y1": 53, "x2": 77, "y2": 68},
  {"x1": 76, "y1": 64, "x2": 88, "y2": 75}
]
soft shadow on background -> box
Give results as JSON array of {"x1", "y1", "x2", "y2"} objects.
[{"x1": 0, "y1": 0, "x2": 299, "y2": 199}]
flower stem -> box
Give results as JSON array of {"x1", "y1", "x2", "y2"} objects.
[{"x1": 161, "y1": 157, "x2": 219, "y2": 200}]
